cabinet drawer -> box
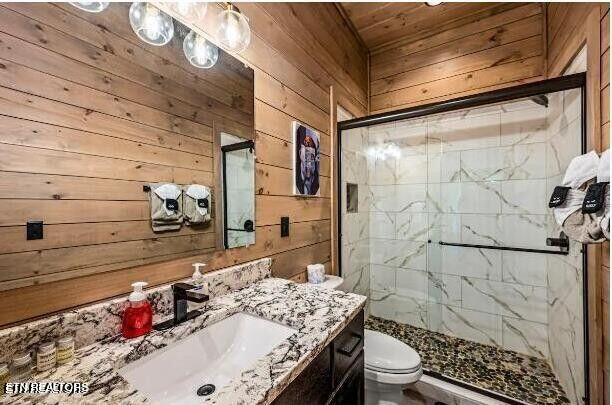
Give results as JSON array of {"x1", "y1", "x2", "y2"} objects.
[
  {"x1": 272, "y1": 345, "x2": 332, "y2": 405},
  {"x1": 332, "y1": 310, "x2": 364, "y2": 387}
]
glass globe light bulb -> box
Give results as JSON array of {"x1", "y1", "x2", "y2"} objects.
[
  {"x1": 70, "y1": 2, "x2": 109, "y2": 13},
  {"x1": 183, "y1": 30, "x2": 219, "y2": 69},
  {"x1": 215, "y1": 6, "x2": 251, "y2": 53},
  {"x1": 129, "y1": 2, "x2": 174, "y2": 46}
]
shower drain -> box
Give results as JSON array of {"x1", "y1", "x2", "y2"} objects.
[{"x1": 197, "y1": 383, "x2": 216, "y2": 396}]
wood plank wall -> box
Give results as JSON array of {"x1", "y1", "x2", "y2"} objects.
[
  {"x1": 368, "y1": 3, "x2": 546, "y2": 113},
  {"x1": 0, "y1": 3, "x2": 367, "y2": 326},
  {"x1": 547, "y1": 3, "x2": 610, "y2": 404}
]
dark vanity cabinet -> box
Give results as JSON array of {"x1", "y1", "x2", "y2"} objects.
[{"x1": 272, "y1": 310, "x2": 364, "y2": 405}]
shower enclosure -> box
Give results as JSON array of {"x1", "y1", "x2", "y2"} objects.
[{"x1": 338, "y1": 74, "x2": 588, "y2": 404}]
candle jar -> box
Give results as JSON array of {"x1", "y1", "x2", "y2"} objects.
[
  {"x1": 0, "y1": 363, "x2": 8, "y2": 394},
  {"x1": 36, "y1": 342, "x2": 56, "y2": 372},
  {"x1": 56, "y1": 336, "x2": 75, "y2": 365},
  {"x1": 10, "y1": 353, "x2": 32, "y2": 382}
]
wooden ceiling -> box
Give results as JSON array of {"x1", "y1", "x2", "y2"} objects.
[{"x1": 339, "y1": 2, "x2": 526, "y2": 51}]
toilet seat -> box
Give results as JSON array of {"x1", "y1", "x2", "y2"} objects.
[{"x1": 364, "y1": 329, "x2": 422, "y2": 385}]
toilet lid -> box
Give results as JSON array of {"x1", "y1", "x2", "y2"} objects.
[{"x1": 364, "y1": 329, "x2": 421, "y2": 374}]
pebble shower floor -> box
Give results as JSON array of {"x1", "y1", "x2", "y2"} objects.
[{"x1": 365, "y1": 316, "x2": 570, "y2": 404}]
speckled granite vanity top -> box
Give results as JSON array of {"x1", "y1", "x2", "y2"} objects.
[{"x1": 3, "y1": 276, "x2": 366, "y2": 404}]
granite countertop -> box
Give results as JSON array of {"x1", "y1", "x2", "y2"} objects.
[{"x1": 3, "y1": 278, "x2": 366, "y2": 405}]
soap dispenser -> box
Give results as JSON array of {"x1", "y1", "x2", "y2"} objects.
[
  {"x1": 191, "y1": 263, "x2": 207, "y2": 292},
  {"x1": 121, "y1": 281, "x2": 153, "y2": 339}
]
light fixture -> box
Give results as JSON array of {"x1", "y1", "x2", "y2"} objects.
[
  {"x1": 69, "y1": 2, "x2": 109, "y2": 13},
  {"x1": 183, "y1": 30, "x2": 219, "y2": 68},
  {"x1": 173, "y1": 1, "x2": 207, "y2": 21},
  {"x1": 129, "y1": 2, "x2": 174, "y2": 46},
  {"x1": 426, "y1": 1, "x2": 443, "y2": 6},
  {"x1": 215, "y1": 3, "x2": 251, "y2": 53}
]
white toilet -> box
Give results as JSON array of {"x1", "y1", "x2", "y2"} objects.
[
  {"x1": 364, "y1": 329, "x2": 423, "y2": 405},
  {"x1": 309, "y1": 276, "x2": 423, "y2": 405}
]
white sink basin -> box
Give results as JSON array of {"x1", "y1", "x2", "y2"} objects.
[{"x1": 118, "y1": 312, "x2": 296, "y2": 404}]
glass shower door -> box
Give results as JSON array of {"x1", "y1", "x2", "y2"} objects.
[{"x1": 340, "y1": 82, "x2": 587, "y2": 404}]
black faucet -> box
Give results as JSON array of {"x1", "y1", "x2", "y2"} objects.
[{"x1": 153, "y1": 283, "x2": 209, "y2": 331}]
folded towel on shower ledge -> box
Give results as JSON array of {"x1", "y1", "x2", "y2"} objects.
[{"x1": 553, "y1": 150, "x2": 609, "y2": 243}]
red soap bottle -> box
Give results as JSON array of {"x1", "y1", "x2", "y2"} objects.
[{"x1": 122, "y1": 281, "x2": 153, "y2": 339}]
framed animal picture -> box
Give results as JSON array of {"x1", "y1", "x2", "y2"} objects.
[{"x1": 292, "y1": 121, "x2": 321, "y2": 197}]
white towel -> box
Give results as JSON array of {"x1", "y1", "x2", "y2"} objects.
[
  {"x1": 153, "y1": 183, "x2": 181, "y2": 216},
  {"x1": 597, "y1": 149, "x2": 610, "y2": 183},
  {"x1": 554, "y1": 189, "x2": 587, "y2": 225},
  {"x1": 598, "y1": 149, "x2": 610, "y2": 239},
  {"x1": 185, "y1": 184, "x2": 210, "y2": 216},
  {"x1": 561, "y1": 150, "x2": 600, "y2": 188},
  {"x1": 554, "y1": 151, "x2": 600, "y2": 227}
]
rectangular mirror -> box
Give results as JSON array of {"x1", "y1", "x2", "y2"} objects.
[
  {"x1": 0, "y1": 3, "x2": 254, "y2": 295},
  {"x1": 220, "y1": 134, "x2": 255, "y2": 249}
]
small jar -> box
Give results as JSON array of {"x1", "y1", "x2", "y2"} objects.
[
  {"x1": 36, "y1": 342, "x2": 56, "y2": 372},
  {"x1": 56, "y1": 336, "x2": 75, "y2": 365},
  {"x1": 10, "y1": 353, "x2": 32, "y2": 382},
  {"x1": 0, "y1": 363, "x2": 8, "y2": 394}
]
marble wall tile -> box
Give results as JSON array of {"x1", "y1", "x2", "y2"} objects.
[
  {"x1": 438, "y1": 182, "x2": 502, "y2": 214},
  {"x1": 563, "y1": 88, "x2": 582, "y2": 127},
  {"x1": 342, "y1": 127, "x2": 368, "y2": 153},
  {"x1": 368, "y1": 155, "x2": 397, "y2": 185},
  {"x1": 342, "y1": 150, "x2": 368, "y2": 184},
  {"x1": 461, "y1": 277, "x2": 547, "y2": 324},
  {"x1": 427, "y1": 213, "x2": 462, "y2": 247},
  {"x1": 501, "y1": 251, "x2": 547, "y2": 286},
  {"x1": 500, "y1": 179, "x2": 547, "y2": 215},
  {"x1": 460, "y1": 147, "x2": 508, "y2": 181},
  {"x1": 342, "y1": 263, "x2": 370, "y2": 297},
  {"x1": 502, "y1": 317, "x2": 549, "y2": 358},
  {"x1": 342, "y1": 241, "x2": 370, "y2": 282},
  {"x1": 428, "y1": 151, "x2": 461, "y2": 183},
  {"x1": 427, "y1": 272, "x2": 462, "y2": 306},
  {"x1": 368, "y1": 185, "x2": 396, "y2": 212},
  {"x1": 396, "y1": 268, "x2": 428, "y2": 300},
  {"x1": 390, "y1": 120, "x2": 428, "y2": 156},
  {"x1": 370, "y1": 290, "x2": 428, "y2": 329},
  {"x1": 428, "y1": 113, "x2": 501, "y2": 152},
  {"x1": 396, "y1": 154, "x2": 428, "y2": 184},
  {"x1": 498, "y1": 214, "x2": 547, "y2": 248},
  {"x1": 342, "y1": 213, "x2": 368, "y2": 245},
  {"x1": 369, "y1": 238, "x2": 427, "y2": 270},
  {"x1": 396, "y1": 212, "x2": 429, "y2": 241},
  {"x1": 428, "y1": 303, "x2": 503, "y2": 346},
  {"x1": 460, "y1": 214, "x2": 503, "y2": 246},
  {"x1": 436, "y1": 246, "x2": 502, "y2": 281},
  {"x1": 500, "y1": 106, "x2": 547, "y2": 146},
  {"x1": 370, "y1": 212, "x2": 396, "y2": 239},
  {"x1": 369, "y1": 264, "x2": 395, "y2": 292},
  {"x1": 396, "y1": 184, "x2": 428, "y2": 212},
  {"x1": 546, "y1": 118, "x2": 582, "y2": 178},
  {"x1": 461, "y1": 144, "x2": 546, "y2": 182}
]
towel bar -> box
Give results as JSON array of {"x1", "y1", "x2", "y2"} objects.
[{"x1": 436, "y1": 241, "x2": 569, "y2": 255}]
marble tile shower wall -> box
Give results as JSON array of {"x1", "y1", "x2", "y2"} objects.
[
  {"x1": 545, "y1": 88, "x2": 585, "y2": 404},
  {"x1": 341, "y1": 126, "x2": 370, "y2": 300},
  {"x1": 361, "y1": 98, "x2": 583, "y2": 360}
]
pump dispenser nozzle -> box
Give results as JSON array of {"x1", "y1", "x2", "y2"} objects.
[
  {"x1": 129, "y1": 281, "x2": 148, "y2": 302},
  {"x1": 191, "y1": 263, "x2": 207, "y2": 291}
]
